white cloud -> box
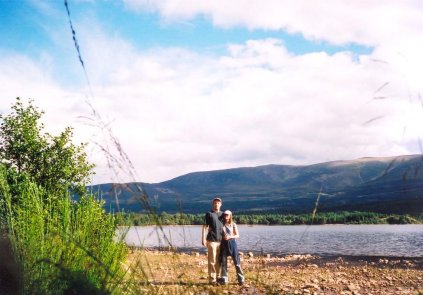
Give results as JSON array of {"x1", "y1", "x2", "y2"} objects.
[
  {"x1": 123, "y1": 0, "x2": 423, "y2": 46},
  {"x1": 121, "y1": 1, "x2": 423, "y2": 114},
  {"x1": 0, "y1": 53, "x2": 82, "y2": 129}
]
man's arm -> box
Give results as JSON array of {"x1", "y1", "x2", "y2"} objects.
[{"x1": 202, "y1": 225, "x2": 208, "y2": 246}]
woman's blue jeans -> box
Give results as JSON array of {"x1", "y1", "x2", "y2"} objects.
[{"x1": 220, "y1": 239, "x2": 244, "y2": 283}]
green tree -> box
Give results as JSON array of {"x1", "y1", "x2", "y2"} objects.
[{"x1": 0, "y1": 98, "x2": 94, "y2": 197}]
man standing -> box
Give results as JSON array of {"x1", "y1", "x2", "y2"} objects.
[{"x1": 202, "y1": 197, "x2": 223, "y2": 284}]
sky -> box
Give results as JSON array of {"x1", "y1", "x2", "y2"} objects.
[{"x1": 1, "y1": 0, "x2": 423, "y2": 184}]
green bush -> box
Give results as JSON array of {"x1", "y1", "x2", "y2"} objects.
[
  {"x1": 0, "y1": 166, "x2": 128, "y2": 294},
  {"x1": 0, "y1": 99, "x2": 129, "y2": 294}
]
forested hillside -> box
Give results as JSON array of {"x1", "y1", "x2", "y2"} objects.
[{"x1": 91, "y1": 155, "x2": 423, "y2": 215}]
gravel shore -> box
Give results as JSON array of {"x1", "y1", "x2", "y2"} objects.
[{"x1": 126, "y1": 250, "x2": 423, "y2": 294}]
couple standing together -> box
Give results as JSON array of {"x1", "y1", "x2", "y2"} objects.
[{"x1": 201, "y1": 197, "x2": 245, "y2": 285}]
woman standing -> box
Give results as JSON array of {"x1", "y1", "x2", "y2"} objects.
[{"x1": 219, "y1": 210, "x2": 245, "y2": 285}]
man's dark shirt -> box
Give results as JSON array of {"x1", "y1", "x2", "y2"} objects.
[{"x1": 204, "y1": 210, "x2": 223, "y2": 242}]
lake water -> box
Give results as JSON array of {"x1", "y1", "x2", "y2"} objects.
[{"x1": 121, "y1": 224, "x2": 423, "y2": 257}]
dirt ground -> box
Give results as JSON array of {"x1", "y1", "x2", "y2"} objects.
[{"x1": 125, "y1": 249, "x2": 423, "y2": 294}]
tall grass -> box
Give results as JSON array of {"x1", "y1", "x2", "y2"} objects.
[{"x1": 0, "y1": 165, "x2": 128, "y2": 294}]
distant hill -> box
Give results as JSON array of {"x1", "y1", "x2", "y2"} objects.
[{"x1": 90, "y1": 155, "x2": 423, "y2": 215}]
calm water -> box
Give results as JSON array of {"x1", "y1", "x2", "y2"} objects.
[{"x1": 121, "y1": 224, "x2": 423, "y2": 257}]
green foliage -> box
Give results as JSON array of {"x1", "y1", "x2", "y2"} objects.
[
  {"x1": 232, "y1": 211, "x2": 423, "y2": 225},
  {"x1": 124, "y1": 211, "x2": 423, "y2": 226},
  {"x1": 385, "y1": 214, "x2": 418, "y2": 224},
  {"x1": 0, "y1": 99, "x2": 129, "y2": 294},
  {"x1": 0, "y1": 98, "x2": 94, "y2": 197},
  {"x1": 0, "y1": 165, "x2": 127, "y2": 294}
]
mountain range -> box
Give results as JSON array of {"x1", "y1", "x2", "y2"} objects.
[{"x1": 90, "y1": 155, "x2": 423, "y2": 215}]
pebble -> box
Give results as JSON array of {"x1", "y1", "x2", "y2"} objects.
[
  {"x1": 303, "y1": 283, "x2": 319, "y2": 290},
  {"x1": 347, "y1": 283, "x2": 359, "y2": 291}
]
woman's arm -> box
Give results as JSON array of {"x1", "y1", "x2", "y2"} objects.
[{"x1": 231, "y1": 223, "x2": 240, "y2": 239}]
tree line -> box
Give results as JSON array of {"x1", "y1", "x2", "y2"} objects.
[{"x1": 127, "y1": 211, "x2": 423, "y2": 226}]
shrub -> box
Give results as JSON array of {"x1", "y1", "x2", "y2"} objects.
[
  {"x1": 0, "y1": 98, "x2": 128, "y2": 294},
  {"x1": 0, "y1": 166, "x2": 128, "y2": 294}
]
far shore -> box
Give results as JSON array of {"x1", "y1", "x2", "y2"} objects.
[{"x1": 121, "y1": 223, "x2": 423, "y2": 226}]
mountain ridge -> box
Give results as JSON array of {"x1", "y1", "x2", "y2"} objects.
[{"x1": 90, "y1": 154, "x2": 423, "y2": 215}]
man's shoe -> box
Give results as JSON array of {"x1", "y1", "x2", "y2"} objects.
[{"x1": 238, "y1": 281, "x2": 245, "y2": 286}]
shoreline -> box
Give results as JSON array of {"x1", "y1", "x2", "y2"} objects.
[
  {"x1": 130, "y1": 247, "x2": 423, "y2": 265},
  {"x1": 127, "y1": 245, "x2": 423, "y2": 260}
]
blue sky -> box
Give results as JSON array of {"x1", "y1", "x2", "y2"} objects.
[
  {"x1": 1, "y1": 0, "x2": 423, "y2": 184},
  {"x1": 1, "y1": 1, "x2": 372, "y2": 67}
]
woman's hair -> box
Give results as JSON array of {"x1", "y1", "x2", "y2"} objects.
[{"x1": 223, "y1": 211, "x2": 233, "y2": 224}]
